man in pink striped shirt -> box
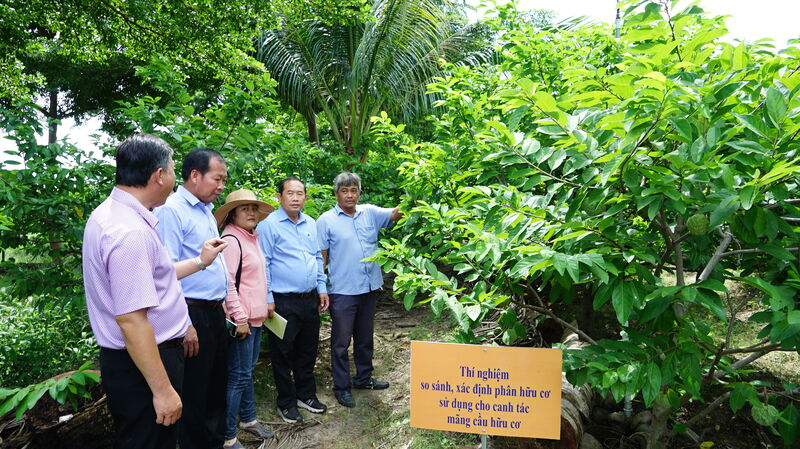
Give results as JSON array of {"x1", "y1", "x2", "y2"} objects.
[{"x1": 83, "y1": 134, "x2": 227, "y2": 449}]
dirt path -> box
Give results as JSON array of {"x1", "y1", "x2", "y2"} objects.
[{"x1": 246, "y1": 290, "x2": 474, "y2": 449}]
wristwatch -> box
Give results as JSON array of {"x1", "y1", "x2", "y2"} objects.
[{"x1": 194, "y1": 256, "x2": 207, "y2": 270}]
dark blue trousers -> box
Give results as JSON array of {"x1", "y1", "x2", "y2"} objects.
[{"x1": 329, "y1": 291, "x2": 378, "y2": 392}]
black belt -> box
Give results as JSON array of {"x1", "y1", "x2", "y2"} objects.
[
  {"x1": 186, "y1": 298, "x2": 223, "y2": 308},
  {"x1": 274, "y1": 291, "x2": 316, "y2": 300},
  {"x1": 102, "y1": 337, "x2": 184, "y2": 352},
  {"x1": 157, "y1": 337, "x2": 184, "y2": 349}
]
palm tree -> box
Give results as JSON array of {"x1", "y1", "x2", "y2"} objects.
[{"x1": 256, "y1": 0, "x2": 491, "y2": 154}]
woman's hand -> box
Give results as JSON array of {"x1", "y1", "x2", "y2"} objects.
[{"x1": 235, "y1": 323, "x2": 251, "y2": 340}]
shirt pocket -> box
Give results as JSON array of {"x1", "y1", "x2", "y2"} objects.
[{"x1": 357, "y1": 225, "x2": 377, "y2": 244}]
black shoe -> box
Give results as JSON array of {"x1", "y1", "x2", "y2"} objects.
[
  {"x1": 297, "y1": 397, "x2": 328, "y2": 414},
  {"x1": 352, "y1": 377, "x2": 390, "y2": 390},
  {"x1": 277, "y1": 406, "x2": 303, "y2": 423},
  {"x1": 335, "y1": 390, "x2": 356, "y2": 408}
]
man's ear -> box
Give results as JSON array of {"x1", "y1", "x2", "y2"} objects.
[
  {"x1": 151, "y1": 167, "x2": 165, "y2": 186},
  {"x1": 275, "y1": 192, "x2": 281, "y2": 201}
]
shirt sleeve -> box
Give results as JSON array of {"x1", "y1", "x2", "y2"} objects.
[
  {"x1": 106, "y1": 230, "x2": 160, "y2": 316},
  {"x1": 310, "y1": 220, "x2": 327, "y2": 294},
  {"x1": 371, "y1": 205, "x2": 394, "y2": 229},
  {"x1": 316, "y1": 246, "x2": 327, "y2": 295},
  {"x1": 316, "y1": 214, "x2": 330, "y2": 251},
  {"x1": 154, "y1": 205, "x2": 184, "y2": 262},
  {"x1": 257, "y1": 221, "x2": 275, "y2": 303},
  {"x1": 221, "y1": 234, "x2": 248, "y2": 325}
]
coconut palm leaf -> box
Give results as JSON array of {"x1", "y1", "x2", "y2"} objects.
[{"x1": 257, "y1": 0, "x2": 492, "y2": 152}]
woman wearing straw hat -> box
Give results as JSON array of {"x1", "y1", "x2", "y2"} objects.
[{"x1": 214, "y1": 189, "x2": 276, "y2": 449}]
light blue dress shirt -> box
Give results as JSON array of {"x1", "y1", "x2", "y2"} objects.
[
  {"x1": 256, "y1": 207, "x2": 327, "y2": 302},
  {"x1": 154, "y1": 186, "x2": 228, "y2": 301},
  {"x1": 316, "y1": 204, "x2": 393, "y2": 295}
]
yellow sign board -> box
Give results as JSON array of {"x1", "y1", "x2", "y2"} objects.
[{"x1": 410, "y1": 341, "x2": 562, "y2": 439}]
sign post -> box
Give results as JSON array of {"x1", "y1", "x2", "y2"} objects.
[{"x1": 410, "y1": 341, "x2": 562, "y2": 440}]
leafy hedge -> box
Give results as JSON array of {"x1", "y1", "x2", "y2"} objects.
[
  {"x1": 371, "y1": 1, "x2": 800, "y2": 446},
  {"x1": 0, "y1": 295, "x2": 97, "y2": 388}
]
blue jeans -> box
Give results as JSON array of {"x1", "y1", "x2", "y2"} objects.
[{"x1": 225, "y1": 325, "x2": 262, "y2": 440}]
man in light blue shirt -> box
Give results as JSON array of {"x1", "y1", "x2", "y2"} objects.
[
  {"x1": 316, "y1": 172, "x2": 402, "y2": 408},
  {"x1": 256, "y1": 176, "x2": 329, "y2": 423},
  {"x1": 155, "y1": 148, "x2": 229, "y2": 449}
]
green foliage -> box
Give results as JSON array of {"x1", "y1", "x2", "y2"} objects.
[
  {"x1": 0, "y1": 100, "x2": 114, "y2": 303},
  {"x1": 0, "y1": 361, "x2": 100, "y2": 421},
  {"x1": 257, "y1": 0, "x2": 494, "y2": 152},
  {"x1": 0, "y1": 296, "x2": 97, "y2": 388},
  {"x1": 370, "y1": 0, "x2": 800, "y2": 443},
  {"x1": 0, "y1": 0, "x2": 278, "y2": 99}
]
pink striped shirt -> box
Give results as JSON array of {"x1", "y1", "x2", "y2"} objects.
[
  {"x1": 83, "y1": 187, "x2": 189, "y2": 350},
  {"x1": 221, "y1": 224, "x2": 270, "y2": 327}
]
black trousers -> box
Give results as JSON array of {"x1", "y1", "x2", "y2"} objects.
[
  {"x1": 179, "y1": 303, "x2": 228, "y2": 449},
  {"x1": 329, "y1": 291, "x2": 378, "y2": 392},
  {"x1": 269, "y1": 292, "x2": 320, "y2": 409},
  {"x1": 100, "y1": 345, "x2": 184, "y2": 449}
]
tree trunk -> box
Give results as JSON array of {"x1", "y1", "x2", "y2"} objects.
[
  {"x1": 47, "y1": 90, "x2": 58, "y2": 144},
  {"x1": 305, "y1": 112, "x2": 319, "y2": 145}
]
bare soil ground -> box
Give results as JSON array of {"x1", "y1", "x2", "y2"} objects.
[{"x1": 247, "y1": 289, "x2": 479, "y2": 449}]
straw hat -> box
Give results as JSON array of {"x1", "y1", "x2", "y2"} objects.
[{"x1": 214, "y1": 189, "x2": 274, "y2": 228}]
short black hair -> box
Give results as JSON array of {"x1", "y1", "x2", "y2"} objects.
[
  {"x1": 277, "y1": 176, "x2": 305, "y2": 194},
  {"x1": 115, "y1": 134, "x2": 173, "y2": 188},
  {"x1": 181, "y1": 148, "x2": 225, "y2": 181}
]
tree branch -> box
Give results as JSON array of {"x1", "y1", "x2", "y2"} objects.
[
  {"x1": 721, "y1": 343, "x2": 784, "y2": 355},
  {"x1": 714, "y1": 350, "x2": 771, "y2": 378},
  {"x1": 698, "y1": 230, "x2": 733, "y2": 282},
  {"x1": 721, "y1": 247, "x2": 799, "y2": 257},
  {"x1": 517, "y1": 302, "x2": 598, "y2": 345},
  {"x1": 764, "y1": 199, "x2": 800, "y2": 210},
  {"x1": 686, "y1": 391, "x2": 730, "y2": 427}
]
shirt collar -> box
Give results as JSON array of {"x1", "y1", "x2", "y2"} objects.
[
  {"x1": 176, "y1": 185, "x2": 214, "y2": 211},
  {"x1": 111, "y1": 187, "x2": 159, "y2": 228},
  {"x1": 333, "y1": 203, "x2": 361, "y2": 217},
  {"x1": 223, "y1": 223, "x2": 258, "y2": 240},
  {"x1": 276, "y1": 206, "x2": 307, "y2": 224}
]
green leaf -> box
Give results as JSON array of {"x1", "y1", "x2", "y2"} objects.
[
  {"x1": 735, "y1": 114, "x2": 769, "y2": 139},
  {"x1": 465, "y1": 304, "x2": 482, "y2": 322},
  {"x1": 726, "y1": 140, "x2": 768, "y2": 155},
  {"x1": 729, "y1": 383, "x2": 757, "y2": 413},
  {"x1": 0, "y1": 388, "x2": 25, "y2": 416},
  {"x1": 760, "y1": 245, "x2": 796, "y2": 261},
  {"x1": 766, "y1": 86, "x2": 787, "y2": 127},
  {"x1": 778, "y1": 404, "x2": 800, "y2": 445},
  {"x1": 19, "y1": 387, "x2": 48, "y2": 420},
  {"x1": 71, "y1": 372, "x2": 85, "y2": 386},
  {"x1": 642, "y1": 363, "x2": 661, "y2": 406},
  {"x1": 533, "y1": 91, "x2": 557, "y2": 111},
  {"x1": 709, "y1": 196, "x2": 740, "y2": 228},
  {"x1": 612, "y1": 281, "x2": 635, "y2": 324},
  {"x1": 695, "y1": 288, "x2": 727, "y2": 321},
  {"x1": 752, "y1": 404, "x2": 780, "y2": 426},
  {"x1": 739, "y1": 185, "x2": 757, "y2": 210},
  {"x1": 403, "y1": 291, "x2": 415, "y2": 311}
]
